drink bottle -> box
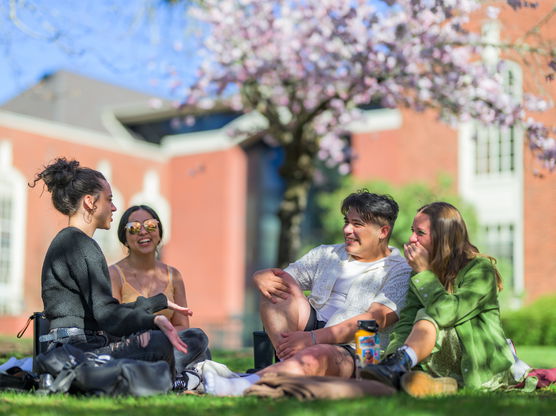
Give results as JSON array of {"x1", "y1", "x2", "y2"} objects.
[{"x1": 354, "y1": 320, "x2": 380, "y2": 367}]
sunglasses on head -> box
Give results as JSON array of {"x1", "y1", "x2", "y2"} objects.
[{"x1": 125, "y1": 219, "x2": 159, "y2": 235}]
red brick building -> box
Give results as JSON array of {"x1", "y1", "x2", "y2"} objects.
[{"x1": 0, "y1": 3, "x2": 554, "y2": 347}]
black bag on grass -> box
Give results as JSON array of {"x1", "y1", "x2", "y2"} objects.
[
  {"x1": 69, "y1": 358, "x2": 172, "y2": 396},
  {"x1": 35, "y1": 343, "x2": 86, "y2": 377},
  {"x1": 36, "y1": 345, "x2": 172, "y2": 396},
  {"x1": 0, "y1": 368, "x2": 37, "y2": 392}
]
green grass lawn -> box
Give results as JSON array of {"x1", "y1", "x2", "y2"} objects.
[
  {"x1": 515, "y1": 345, "x2": 556, "y2": 369},
  {"x1": 1, "y1": 338, "x2": 555, "y2": 416}
]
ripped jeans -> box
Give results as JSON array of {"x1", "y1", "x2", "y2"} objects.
[{"x1": 46, "y1": 329, "x2": 175, "y2": 371}]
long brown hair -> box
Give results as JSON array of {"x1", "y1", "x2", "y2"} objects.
[{"x1": 418, "y1": 202, "x2": 503, "y2": 291}]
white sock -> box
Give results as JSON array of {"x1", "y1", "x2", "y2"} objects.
[
  {"x1": 204, "y1": 372, "x2": 260, "y2": 396},
  {"x1": 399, "y1": 345, "x2": 418, "y2": 367}
]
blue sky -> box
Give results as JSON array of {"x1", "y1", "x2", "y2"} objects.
[{"x1": 0, "y1": 0, "x2": 202, "y2": 104}]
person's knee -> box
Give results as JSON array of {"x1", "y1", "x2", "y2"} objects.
[
  {"x1": 148, "y1": 330, "x2": 173, "y2": 357},
  {"x1": 414, "y1": 319, "x2": 437, "y2": 336},
  {"x1": 290, "y1": 345, "x2": 328, "y2": 374},
  {"x1": 260, "y1": 287, "x2": 298, "y2": 311}
]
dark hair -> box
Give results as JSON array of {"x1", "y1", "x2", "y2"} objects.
[
  {"x1": 29, "y1": 157, "x2": 106, "y2": 216},
  {"x1": 341, "y1": 189, "x2": 399, "y2": 237},
  {"x1": 117, "y1": 205, "x2": 163, "y2": 245},
  {"x1": 418, "y1": 202, "x2": 502, "y2": 291}
]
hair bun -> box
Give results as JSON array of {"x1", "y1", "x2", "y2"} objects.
[{"x1": 40, "y1": 158, "x2": 80, "y2": 191}]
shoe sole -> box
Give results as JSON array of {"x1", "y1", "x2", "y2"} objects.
[
  {"x1": 358, "y1": 367, "x2": 398, "y2": 389},
  {"x1": 400, "y1": 371, "x2": 458, "y2": 397}
]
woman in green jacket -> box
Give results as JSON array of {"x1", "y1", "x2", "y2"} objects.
[{"x1": 361, "y1": 202, "x2": 522, "y2": 396}]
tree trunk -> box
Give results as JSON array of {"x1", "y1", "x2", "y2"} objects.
[{"x1": 276, "y1": 131, "x2": 317, "y2": 267}]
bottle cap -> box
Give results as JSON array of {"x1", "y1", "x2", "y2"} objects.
[{"x1": 357, "y1": 320, "x2": 379, "y2": 332}]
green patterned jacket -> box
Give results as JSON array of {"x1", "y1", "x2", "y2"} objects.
[{"x1": 386, "y1": 256, "x2": 515, "y2": 389}]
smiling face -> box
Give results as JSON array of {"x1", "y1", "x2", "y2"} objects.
[
  {"x1": 125, "y1": 209, "x2": 161, "y2": 254},
  {"x1": 409, "y1": 211, "x2": 432, "y2": 253},
  {"x1": 93, "y1": 179, "x2": 117, "y2": 230},
  {"x1": 343, "y1": 208, "x2": 389, "y2": 262}
]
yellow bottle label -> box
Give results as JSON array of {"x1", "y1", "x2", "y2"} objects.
[{"x1": 355, "y1": 328, "x2": 380, "y2": 366}]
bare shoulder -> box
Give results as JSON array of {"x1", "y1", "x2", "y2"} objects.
[
  {"x1": 159, "y1": 262, "x2": 184, "y2": 283},
  {"x1": 108, "y1": 260, "x2": 125, "y2": 279}
]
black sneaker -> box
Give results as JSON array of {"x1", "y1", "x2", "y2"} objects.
[{"x1": 359, "y1": 348, "x2": 413, "y2": 389}]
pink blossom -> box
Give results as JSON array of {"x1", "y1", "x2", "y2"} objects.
[{"x1": 182, "y1": 0, "x2": 554, "y2": 170}]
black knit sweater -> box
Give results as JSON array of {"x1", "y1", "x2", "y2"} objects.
[{"x1": 41, "y1": 227, "x2": 167, "y2": 336}]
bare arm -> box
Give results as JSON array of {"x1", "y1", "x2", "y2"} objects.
[
  {"x1": 108, "y1": 265, "x2": 123, "y2": 302},
  {"x1": 314, "y1": 302, "x2": 398, "y2": 345},
  {"x1": 275, "y1": 302, "x2": 398, "y2": 359},
  {"x1": 170, "y1": 267, "x2": 190, "y2": 331}
]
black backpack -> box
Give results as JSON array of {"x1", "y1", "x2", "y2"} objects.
[{"x1": 36, "y1": 344, "x2": 172, "y2": 396}]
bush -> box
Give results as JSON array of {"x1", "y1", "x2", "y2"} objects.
[{"x1": 501, "y1": 295, "x2": 556, "y2": 346}]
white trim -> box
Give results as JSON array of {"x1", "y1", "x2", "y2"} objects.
[
  {"x1": 94, "y1": 160, "x2": 126, "y2": 264},
  {"x1": 347, "y1": 109, "x2": 402, "y2": 133},
  {"x1": 458, "y1": 122, "x2": 474, "y2": 199},
  {"x1": 0, "y1": 141, "x2": 27, "y2": 314},
  {"x1": 161, "y1": 109, "x2": 402, "y2": 156},
  {"x1": 0, "y1": 110, "x2": 167, "y2": 162},
  {"x1": 2, "y1": 105, "x2": 402, "y2": 160},
  {"x1": 161, "y1": 112, "x2": 266, "y2": 156},
  {"x1": 100, "y1": 108, "x2": 141, "y2": 143},
  {"x1": 513, "y1": 126, "x2": 524, "y2": 301},
  {"x1": 458, "y1": 121, "x2": 525, "y2": 308}
]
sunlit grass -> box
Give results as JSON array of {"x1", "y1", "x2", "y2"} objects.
[
  {"x1": 516, "y1": 345, "x2": 556, "y2": 369},
  {"x1": 1, "y1": 338, "x2": 555, "y2": 416}
]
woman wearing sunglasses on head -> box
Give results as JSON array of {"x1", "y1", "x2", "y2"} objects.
[
  {"x1": 109, "y1": 205, "x2": 211, "y2": 375},
  {"x1": 109, "y1": 205, "x2": 190, "y2": 331},
  {"x1": 31, "y1": 158, "x2": 190, "y2": 367}
]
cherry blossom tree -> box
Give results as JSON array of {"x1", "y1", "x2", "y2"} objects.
[{"x1": 184, "y1": 0, "x2": 555, "y2": 265}]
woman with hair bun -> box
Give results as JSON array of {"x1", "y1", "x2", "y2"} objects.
[{"x1": 30, "y1": 157, "x2": 191, "y2": 365}]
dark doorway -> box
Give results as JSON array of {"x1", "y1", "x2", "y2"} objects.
[{"x1": 241, "y1": 140, "x2": 285, "y2": 344}]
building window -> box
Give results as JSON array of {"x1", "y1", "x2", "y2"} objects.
[
  {"x1": 0, "y1": 141, "x2": 27, "y2": 315},
  {"x1": 0, "y1": 195, "x2": 12, "y2": 315},
  {"x1": 473, "y1": 61, "x2": 522, "y2": 177},
  {"x1": 481, "y1": 223, "x2": 515, "y2": 292},
  {"x1": 473, "y1": 125, "x2": 516, "y2": 175}
]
